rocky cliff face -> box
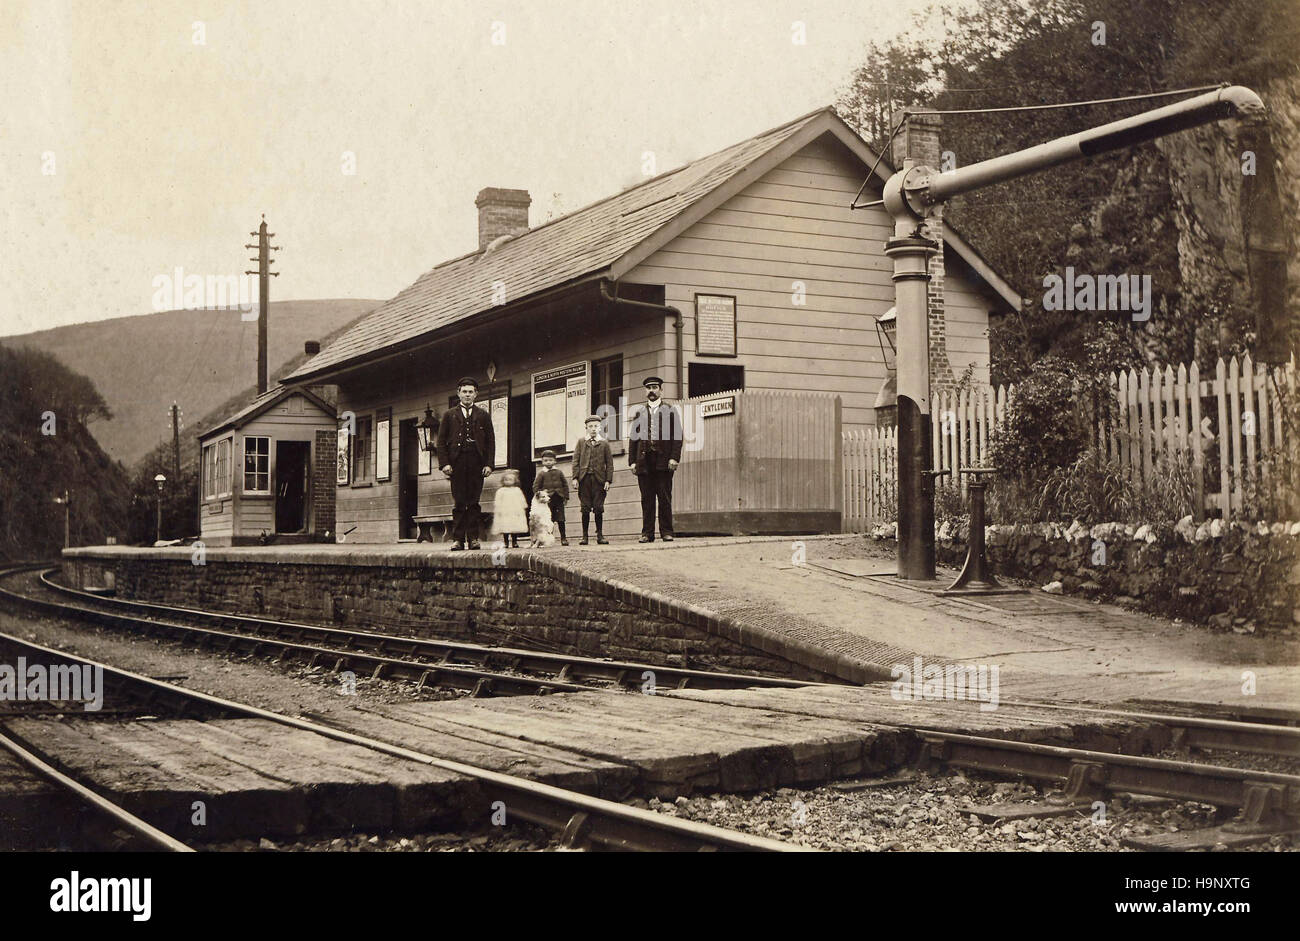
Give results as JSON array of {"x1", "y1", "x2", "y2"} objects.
[{"x1": 1158, "y1": 74, "x2": 1300, "y2": 363}]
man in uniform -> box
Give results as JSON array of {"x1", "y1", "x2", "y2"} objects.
[
  {"x1": 436, "y1": 376, "x2": 495, "y2": 550},
  {"x1": 627, "y1": 376, "x2": 682, "y2": 543}
]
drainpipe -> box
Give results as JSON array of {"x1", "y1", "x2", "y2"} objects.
[{"x1": 599, "y1": 280, "x2": 685, "y2": 399}]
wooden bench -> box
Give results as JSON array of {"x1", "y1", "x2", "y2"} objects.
[
  {"x1": 413, "y1": 512, "x2": 495, "y2": 543},
  {"x1": 412, "y1": 514, "x2": 452, "y2": 543}
]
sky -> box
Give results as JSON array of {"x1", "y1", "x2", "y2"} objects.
[{"x1": 0, "y1": 0, "x2": 946, "y2": 337}]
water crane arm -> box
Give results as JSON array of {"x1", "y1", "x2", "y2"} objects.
[{"x1": 883, "y1": 85, "x2": 1267, "y2": 221}]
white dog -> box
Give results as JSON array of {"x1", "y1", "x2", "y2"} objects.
[{"x1": 529, "y1": 489, "x2": 557, "y2": 548}]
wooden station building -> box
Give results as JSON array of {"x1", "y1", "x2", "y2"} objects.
[
  {"x1": 197, "y1": 386, "x2": 337, "y2": 546},
  {"x1": 282, "y1": 106, "x2": 1019, "y2": 541}
]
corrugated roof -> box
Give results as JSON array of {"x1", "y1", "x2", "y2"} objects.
[{"x1": 285, "y1": 108, "x2": 831, "y2": 380}]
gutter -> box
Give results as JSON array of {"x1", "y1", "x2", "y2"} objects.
[{"x1": 599, "y1": 280, "x2": 685, "y2": 399}]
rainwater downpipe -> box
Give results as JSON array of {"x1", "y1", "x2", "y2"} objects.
[{"x1": 599, "y1": 279, "x2": 685, "y2": 399}]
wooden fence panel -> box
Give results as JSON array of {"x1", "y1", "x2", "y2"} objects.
[{"x1": 840, "y1": 354, "x2": 1295, "y2": 532}]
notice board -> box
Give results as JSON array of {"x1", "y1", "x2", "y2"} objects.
[
  {"x1": 695, "y1": 294, "x2": 737, "y2": 357},
  {"x1": 532, "y1": 361, "x2": 588, "y2": 458}
]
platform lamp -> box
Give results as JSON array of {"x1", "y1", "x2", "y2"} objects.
[
  {"x1": 52, "y1": 490, "x2": 70, "y2": 549},
  {"x1": 417, "y1": 404, "x2": 438, "y2": 453},
  {"x1": 153, "y1": 474, "x2": 167, "y2": 544}
]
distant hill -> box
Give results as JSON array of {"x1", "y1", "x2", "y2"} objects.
[{"x1": 4, "y1": 299, "x2": 380, "y2": 465}]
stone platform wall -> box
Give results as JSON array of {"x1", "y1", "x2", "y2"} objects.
[{"x1": 61, "y1": 552, "x2": 846, "y2": 682}]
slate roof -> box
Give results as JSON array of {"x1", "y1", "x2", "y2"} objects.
[
  {"x1": 285, "y1": 108, "x2": 830, "y2": 381},
  {"x1": 286, "y1": 105, "x2": 1021, "y2": 383}
]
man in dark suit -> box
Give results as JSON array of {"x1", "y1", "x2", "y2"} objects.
[
  {"x1": 436, "y1": 376, "x2": 495, "y2": 550},
  {"x1": 627, "y1": 376, "x2": 683, "y2": 543}
]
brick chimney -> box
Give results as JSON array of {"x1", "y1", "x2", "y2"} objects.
[
  {"x1": 888, "y1": 109, "x2": 954, "y2": 393},
  {"x1": 475, "y1": 187, "x2": 531, "y2": 251}
]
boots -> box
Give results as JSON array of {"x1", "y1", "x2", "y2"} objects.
[
  {"x1": 580, "y1": 509, "x2": 590, "y2": 545},
  {"x1": 558, "y1": 519, "x2": 569, "y2": 546},
  {"x1": 596, "y1": 511, "x2": 608, "y2": 545}
]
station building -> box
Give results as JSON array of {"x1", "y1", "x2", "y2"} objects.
[
  {"x1": 197, "y1": 385, "x2": 337, "y2": 546},
  {"x1": 282, "y1": 106, "x2": 1020, "y2": 541}
]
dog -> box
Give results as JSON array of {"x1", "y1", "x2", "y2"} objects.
[{"x1": 528, "y1": 489, "x2": 557, "y2": 548}]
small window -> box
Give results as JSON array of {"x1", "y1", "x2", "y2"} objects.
[
  {"x1": 688, "y1": 362, "x2": 744, "y2": 399},
  {"x1": 591, "y1": 355, "x2": 623, "y2": 438},
  {"x1": 244, "y1": 436, "x2": 270, "y2": 493},
  {"x1": 203, "y1": 438, "x2": 232, "y2": 499},
  {"x1": 202, "y1": 443, "x2": 216, "y2": 499},
  {"x1": 352, "y1": 416, "x2": 374, "y2": 484}
]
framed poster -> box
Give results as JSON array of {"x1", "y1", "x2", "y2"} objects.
[
  {"x1": 375, "y1": 408, "x2": 391, "y2": 482},
  {"x1": 532, "y1": 361, "x2": 588, "y2": 458},
  {"x1": 336, "y1": 424, "x2": 350, "y2": 485},
  {"x1": 695, "y1": 293, "x2": 737, "y2": 357}
]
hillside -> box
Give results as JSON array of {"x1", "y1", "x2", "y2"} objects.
[
  {"x1": 3, "y1": 299, "x2": 380, "y2": 465},
  {"x1": 0, "y1": 345, "x2": 131, "y2": 559}
]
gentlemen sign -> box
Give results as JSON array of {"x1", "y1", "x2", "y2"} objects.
[
  {"x1": 695, "y1": 294, "x2": 737, "y2": 357},
  {"x1": 700, "y1": 395, "x2": 735, "y2": 418}
]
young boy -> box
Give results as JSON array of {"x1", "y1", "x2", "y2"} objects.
[
  {"x1": 573, "y1": 415, "x2": 613, "y2": 545},
  {"x1": 532, "y1": 450, "x2": 570, "y2": 546}
]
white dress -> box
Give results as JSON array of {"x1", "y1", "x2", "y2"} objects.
[{"x1": 493, "y1": 486, "x2": 529, "y2": 534}]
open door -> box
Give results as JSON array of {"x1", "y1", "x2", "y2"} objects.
[
  {"x1": 275, "y1": 440, "x2": 310, "y2": 533},
  {"x1": 398, "y1": 418, "x2": 419, "y2": 539}
]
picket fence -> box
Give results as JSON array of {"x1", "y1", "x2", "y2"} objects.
[{"x1": 842, "y1": 354, "x2": 1297, "y2": 530}]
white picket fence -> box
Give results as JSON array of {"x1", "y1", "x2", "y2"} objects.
[{"x1": 842, "y1": 354, "x2": 1298, "y2": 530}]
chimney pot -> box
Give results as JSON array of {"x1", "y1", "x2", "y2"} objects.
[{"x1": 475, "y1": 187, "x2": 531, "y2": 252}]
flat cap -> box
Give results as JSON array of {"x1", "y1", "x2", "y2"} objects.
[
  {"x1": 455, "y1": 376, "x2": 479, "y2": 389},
  {"x1": 540, "y1": 449, "x2": 557, "y2": 459},
  {"x1": 642, "y1": 376, "x2": 664, "y2": 387}
]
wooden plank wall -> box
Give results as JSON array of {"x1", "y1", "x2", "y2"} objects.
[
  {"x1": 625, "y1": 134, "x2": 999, "y2": 431},
  {"x1": 675, "y1": 389, "x2": 841, "y2": 516},
  {"x1": 335, "y1": 316, "x2": 670, "y2": 542}
]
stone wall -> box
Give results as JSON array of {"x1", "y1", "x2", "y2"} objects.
[
  {"x1": 869, "y1": 518, "x2": 1300, "y2": 633},
  {"x1": 62, "y1": 553, "x2": 844, "y2": 682}
]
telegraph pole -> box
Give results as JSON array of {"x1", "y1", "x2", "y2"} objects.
[
  {"x1": 245, "y1": 216, "x2": 281, "y2": 394},
  {"x1": 170, "y1": 402, "x2": 182, "y2": 483}
]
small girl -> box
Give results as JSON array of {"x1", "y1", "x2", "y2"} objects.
[{"x1": 492, "y1": 470, "x2": 529, "y2": 548}]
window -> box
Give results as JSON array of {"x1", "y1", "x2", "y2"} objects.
[
  {"x1": 202, "y1": 438, "x2": 232, "y2": 500},
  {"x1": 688, "y1": 362, "x2": 744, "y2": 399},
  {"x1": 244, "y1": 436, "x2": 270, "y2": 493},
  {"x1": 352, "y1": 416, "x2": 374, "y2": 484},
  {"x1": 591, "y1": 355, "x2": 623, "y2": 439}
]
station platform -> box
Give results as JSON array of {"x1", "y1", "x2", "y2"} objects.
[{"x1": 62, "y1": 535, "x2": 1300, "y2": 713}]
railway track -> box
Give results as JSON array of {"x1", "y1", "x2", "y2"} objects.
[
  {"x1": 0, "y1": 726, "x2": 194, "y2": 852},
  {"x1": 7, "y1": 566, "x2": 834, "y2": 699},
  {"x1": 4, "y1": 562, "x2": 1297, "y2": 851},
  {"x1": 0, "y1": 563, "x2": 805, "y2": 852}
]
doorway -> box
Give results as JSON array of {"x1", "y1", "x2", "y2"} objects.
[
  {"x1": 509, "y1": 393, "x2": 533, "y2": 500},
  {"x1": 274, "y1": 440, "x2": 310, "y2": 533},
  {"x1": 398, "y1": 418, "x2": 420, "y2": 539}
]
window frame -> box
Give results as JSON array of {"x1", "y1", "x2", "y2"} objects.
[
  {"x1": 590, "y1": 354, "x2": 624, "y2": 441},
  {"x1": 351, "y1": 415, "x2": 375, "y2": 486},
  {"x1": 243, "y1": 435, "x2": 271, "y2": 495}
]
